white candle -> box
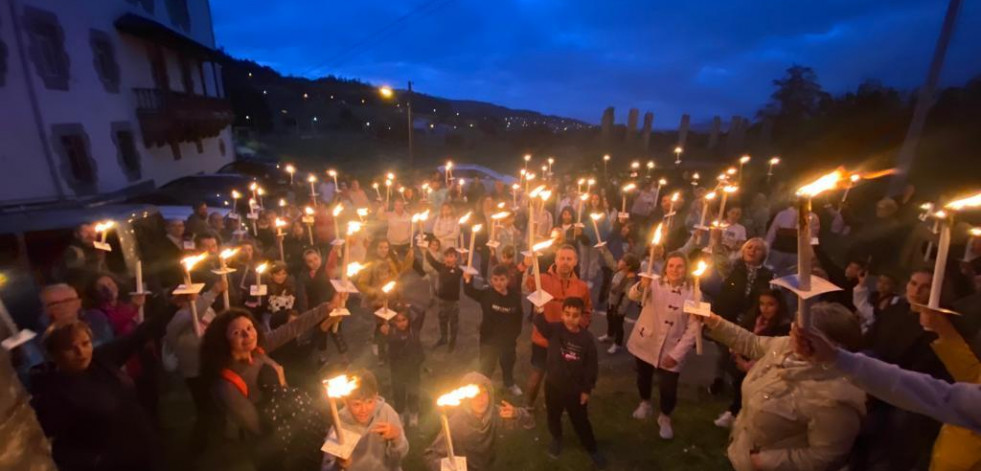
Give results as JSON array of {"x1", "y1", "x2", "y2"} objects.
[
  {"x1": 590, "y1": 213, "x2": 604, "y2": 245},
  {"x1": 467, "y1": 225, "x2": 482, "y2": 269},
  {"x1": 928, "y1": 215, "x2": 950, "y2": 309},
  {"x1": 135, "y1": 260, "x2": 144, "y2": 323},
  {"x1": 797, "y1": 195, "x2": 812, "y2": 327}
]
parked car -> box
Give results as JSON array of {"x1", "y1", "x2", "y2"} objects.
[
  {"x1": 217, "y1": 158, "x2": 292, "y2": 195},
  {"x1": 435, "y1": 164, "x2": 518, "y2": 192}
]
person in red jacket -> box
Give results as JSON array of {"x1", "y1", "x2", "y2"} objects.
[{"x1": 523, "y1": 244, "x2": 592, "y2": 412}]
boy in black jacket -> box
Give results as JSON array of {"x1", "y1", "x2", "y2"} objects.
[
  {"x1": 423, "y1": 247, "x2": 464, "y2": 351},
  {"x1": 533, "y1": 297, "x2": 605, "y2": 468},
  {"x1": 380, "y1": 307, "x2": 424, "y2": 428},
  {"x1": 464, "y1": 265, "x2": 524, "y2": 396}
]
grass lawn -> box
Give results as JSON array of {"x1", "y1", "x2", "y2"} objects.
[{"x1": 160, "y1": 270, "x2": 734, "y2": 470}]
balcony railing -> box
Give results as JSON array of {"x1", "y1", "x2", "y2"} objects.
[{"x1": 133, "y1": 88, "x2": 234, "y2": 148}]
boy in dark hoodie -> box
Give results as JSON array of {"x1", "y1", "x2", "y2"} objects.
[
  {"x1": 464, "y1": 265, "x2": 524, "y2": 396},
  {"x1": 422, "y1": 372, "x2": 526, "y2": 471},
  {"x1": 533, "y1": 297, "x2": 605, "y2": 468},
  {"x1": 380, "y1": 307, "x2": 424, "y2": 428},
  {"x1": 423, "y1": 247, "x2": 464, "y2": 351}
]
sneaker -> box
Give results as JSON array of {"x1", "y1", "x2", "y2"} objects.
[
  {"x1": 508, "y1": 384, "x2": 524, "y2": 397},
  {"x1": 657, "y1": 414, "x2": 674, "y2": 440},
  {"x1": 409, "y1": 413, "x2": 419, "y2": 428},
  {"x1": 714, "y1": 411, "x2": 735, "y2": 429},
  {"x1": 547, "y1": 439, "x2": 562, "y2": 459},
  {"x1": 596, "y1": 334, "x2": 612, "y2": 343},
  {"x1": 632, "y1": 401, "x2": 653, "y2": 420},
  {"x1": 371, "y1": 344, "x2": 379, "y2": 357},
  {"x1": 606, "y1": 344, "x2": 620, "y2": 354},
  {"x1": 521, "y1": 408, "x2": 536, "y2": 430},
  {"x1": 708, "y1": 377, "x2": 725, "y2": 396},
  {"x1": 590, "y1": 451, "x2": 607, "y2": 469}
]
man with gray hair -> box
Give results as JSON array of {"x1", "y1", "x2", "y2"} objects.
[{"x1": 40, "y1": 284, "x2": 113, "y2": 347}]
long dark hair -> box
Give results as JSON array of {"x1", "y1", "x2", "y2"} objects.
[
  {"x1": 741, "y1": 288, "x2": 791, "y2": 332},
  {"x1": 199, "y1": 308, "x2": 267, "y2": 383}
]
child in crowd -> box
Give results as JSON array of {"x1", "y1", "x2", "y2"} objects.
[
  {"x1": 423, "y1": 247, "x2": 463, "y2": 351},
  {"x1": 330, "y1": 370, "x2": 409, "y2": 471},
  {"x1": 423, "y1": 372, "x2": 527, "y2": 471},
  {"x1": 463, "y1": 265, "x2": 524, "y2": 396},
  {"x1": 493, "y1": 245, "x2": 525, "y2": 295},
  {"x1": 380, "y1": 308, "x2": 424, "y2": 428},
  {"x1": 532, "y1": 297, "x2": 605, "y2": 468},
  {"x1": 596, "y1": 248, "x2": 640, "y2": 354}
]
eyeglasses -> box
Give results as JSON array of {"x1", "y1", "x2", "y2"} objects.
[{"x1": 45, "y1": 297, "x2": 79, "y2": 308}]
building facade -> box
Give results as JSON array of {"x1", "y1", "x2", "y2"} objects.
[{"x1": 0, "y1": 0, "x2": 233, "y2": 205}]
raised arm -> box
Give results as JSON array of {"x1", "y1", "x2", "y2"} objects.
[
  {"x1": 705, "y1": 315, "x2": 784, "y2": 361},
  {"x1": 264, "y1": 301, "x2": 339, "y2": 351},
  {"x1": 98, "y1": 297, "x2": 176, "y2": 368}
]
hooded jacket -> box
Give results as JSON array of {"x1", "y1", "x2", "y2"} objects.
[
  {"x1": 709, "y1": 319, "x2": 866, "y2": 471},
  {"x1": 335, "y1": 396, "x2": 409, "y2": 471}
]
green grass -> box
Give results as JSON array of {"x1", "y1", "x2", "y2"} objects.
[{"x1": 160, "y1": 272, "x2": 734, "y2": 470}]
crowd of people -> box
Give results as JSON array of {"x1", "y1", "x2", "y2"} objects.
[{"x1": 4, "y1": 158, "x2": 981, "y2": 471}]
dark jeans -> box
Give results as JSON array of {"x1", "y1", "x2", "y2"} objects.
[
  {"x1": 729, "y1": 371, "x2": 746, "y2": 414},
  {"x1": 315, "y1": 322, "x2": 348, "y2": 354},
  {"x1": 544, "y1": 382, "x2": 597, "y2": 453},
  {"x1": 635, "y1": 357, "x2": 680, "y2": 415},
  {"x1": 390, "y1": 366, "x2": 420, "y2": 414},
  {"x1": 186, "y1": 376, "x2": 218, "y2": 454},
  {"x1": 479, "y1": 340, "x2": 517, "y2": 387},
  {"x1": 599, "y1": 267, "x2": 613, "y2": 305},
  {"x1": 605, "y1": 304, "x2": 625, "y2": 346},
  {"x1": 437, "y1": 299, "x2": 460, "y2": 343}
]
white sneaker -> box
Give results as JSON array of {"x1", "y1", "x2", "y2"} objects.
[
  {"x1": 371, "y1": 344, "x2": 379, "y2": 357},
  {"x1": 714, "y1": 411, "x2": 735, "y2": 429},
  {"x1": 658, "y1": 414, "x2": 674, "y2": 440},
  {"x1": 607, "y1": 344, "x2": 620, "y2": 354},
  {"x1": 508, "y1": 384, "x2": 524, "y2": 397},
  {"x1": 409, "y1": 413, "x2": 419, "y2": 428},
  {"x1": 632, "y1": 401, "x2": 653, "y2": 420},
  {"x1": 596, "y1": 334, "x2": 612, "y2": 343}
]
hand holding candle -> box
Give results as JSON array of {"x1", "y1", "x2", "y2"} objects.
[
  {"x1": 323, "y1": 374, "x2": 359, "y2": 447},
  {"x1": 690, "y1": 260, "x2": 709, "y2": 354},
  {"x1": 436, "y1": 384, "x2": 481, "y2": 470}
]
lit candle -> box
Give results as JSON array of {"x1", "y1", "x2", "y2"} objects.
[
  {"x1": 308, "y1": 175, "x2": 318, "y2": 206},
  {"x1": 218, "y1": 248, "x2": 240, "y2": 309},
  {"x1": 531, "y1": 239, "x2": 554, "y2": 294},
  {"x1": 665, "y1": 192, "x2": 680, "y2": 231},
  {"x1": 547, "y1": 157, "x2": 554, "y2": 175},
  {"x1": 385, "y1": 179, "x2": 392, "y2": 207},
  {"x1": 923, "y1": 192, "x2": 981, "y2": 310},
  {"x1": 332, "y1": 204, "x2": 344, "y2": 243},
  {"x1": 576, "y1": 193, "x2": 588, "y2": 223},
  {"x1": 577, "y1": 178, "x2": 585, "y2": 194},
  {"x1": 398, "y1": 186, "x2": 406, "y2": 202},
  {"x1": 372, "y1": 182, "x2": 381, "y2": 200},
  {"x1": 256, "y1": 187, "x2": 265, "y2": 209},
  {"x1": 523, "y1": 154, "x2": 531, "y2": 170},
  {"x1": 673, "y1": 146, "x2": 683, "y2": 165},
  {"x1": 445, "y1": 160, "x2": 453, "y2": 186},
  {"x1": 323, "y1": 374, "x2": 359, "y2": 446},
  {"x1": 511, "y1": 183, "x2": 520, "y2": 207},
  {"x1": 275, "y1": 218, "x2": 287, "y2": 261},
  {"x1": 647, "y1": 223, "x2": 663, "y2": 277},
  {"x1": 621, "y1": 183, "x2": 636, "y2": 214},
  {"x1": 696, "y1": 192, "x2": 717, "y2": 244},
  {"x1": 436, "y1": 384, "x2": 481, "y2": 470},
  {"x1": 467, "y1": 224, "x2": 482, "y2": 271},
  {"x1": 653, "y1": 179, "x2": 666, "y2": 210},
  {"x1": 691, "y1": 260, "x2": 708, "y2": 355},
  {"x1": 767, "y1": 157, "x2": 780, "y2": 183},
  {"x1": 489, "y1": 211, "x2": 509, "y2": 245},
  {"x1": 602, "y1": 154, "x2": 610, "y2": 178},
  {"x1": 304, "y1": 206, "x2": 315, "y2": 245},
  {"x1": 255, "y1": 262, "x2": 269, "y2": 291},
  {"x1": 134, "y1": 259, "x2": 144, "y2": 323},
  {"x1": 381, "y1": 281, "x2": 396, "y2": 311},
  {"x1": 231, "y1": 190, "x2": 241, "y2": 213},
  {"x1": 181, "y1": 253, "x2": 208, "y2": 337},
  {"x1": 328, "y1": 169, "x2": 338, "y2": 191},
  {"x1": 738, "y1": 155, "x2": 750, "y2": 183},
  {"x1": 716, "y1": 186, "x2": 738, "y2": 226},
  {"x1": 344, "y1": 222, "x2": 363, "y2": 281},
  {"x1": 458, "y1": 211, "x2": 472, "y2": 249},
  {"x1": 285, "y1": 164, "x2": 295, "y2": 185},
  {"x1": 95, "y1": 220, "x2": 115, "y2": 246},
  {"x1": 839, "y1": 174, "x2": 861, "y2": 207},
  {"x1": 250, "y1": 181, "x2": 258, "y2": 203},
  {"x1": 795, "y1": 170, "x2": 845, "y2": 327},
  {"x1": 589, "y1": 213, "x2": 605, "y2": 245}
]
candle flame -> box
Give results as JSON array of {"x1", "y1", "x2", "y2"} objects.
[
  {"x1": 398, "y1": 186, "x2": 405, "y2": 193},
  {"x1": 797, "y1": 169, "x2": 844, "y2": 197},
  {"x1": 587, "y1": 179, "x2": 595, "y2": 186},
  {"x1": 472, "y1": 224, "x2": 483, "y2": 233},
  {"x1": 512, "y1": 183, "x2": 520, "y2": 190},
  {"x1": 529, "y1": 185, "x2": 546, "y2": 198},
  {"x1": 446, "y1": 160, "x2": 453, "y2": 168},
  {"x1": 347, "y1": 221, "x2": 363, "y2": 235},
  {"x1": 357, "y1": 208, "x2": 368, "y2": 218},
  {"x1": 631, "y1": 161, "x2": 640, "y2": 169},
  {"x1": 257, "y1": 187, "x2": 265, "y2": 196},
  {"x1": 652, "y1": 223, "x2": 663, "y2": 245},
  {"x1": 739, "y1": 155, "x2": 751, "y2": 164},
  {"x1": 945, "y1": 192, "x2": 981, "y2": 211},
  {"x1": 250, "y1": 182, "x2": 258, "y2": 191},
  {"x1": 603, "y1": 154, "x2": 611, "y2": 161},
  {"x1": 969, "y1": 227, "x2": 981, "y2": 237},
  {"x1": 255, "y1": 262, "x2": 269, "y2": 274},
  {"x1": 285, "y1": 164, "x2": 295, "y2": 174},
  {"x1": 491, "y1": 211, "x2": 510, "y2": 220},
  {"x1": 692, "y1": 260, "x2": 708, "y2": 277},
  {"x1": 459, "y1": 178, "x2": 466, "y2": 186},
  {"x1": 324, "y1": 374, "x2": 359, "y2": 398},
  {"x1": 332, "y1": 204, "x2": 344, "y2": 217},
  {"x1": 532, "y1": 239, "x2": 555, "y2": 252},
  {"x1": 692, "y1": 172, "x2": 700, "y2": 180},
  {"x1": 181, "y1": 253, "x2": 208, "y2": 271},
  {"x1": 726, "y1": 167, "x2": 737, "y2": 175},
  {"x1": 458, "y1": 211, "x2": 473, "y2": 224},
  {"x1": 232, "y1": 190, "x2": 242, "y2": 199},
  {"x1": 539, "y1": 190, "x2": 552, "y2": 201},
  {"x1": 723, "y1": 185, "x2": 738, "y2": 194},
  {"x1": 274, "y1": 218, "x2": 287, "y2": 228},
  {"x1": 346, "y1": 262, "x2": 366, "y2": 277},
  {"x1": 219, "y1": 247, "x2": 240, "y2": 260},
  {"x1": 849, "y1": 174, "x2": 861, "y2": 183},
  {"x1": 94, "y1": 220, "x2": 115, "y2": 233},
  {"x1": 658, "y1": 178, "x2": 667, "y2": 186},
  {"x1": 328, "y1": 169, "x2": 337, "y2": 177},
  {"x1": 437, "y1": 384, "x2": 481, "y2": 407},
  {"x1": 304, "y1": 206, "x2": 314, "y2": 215},
  {"x1": 578, "y1": 178, "x2": 586, "y2": 185},
  {"x1": 372, "y1": 182, "x2": 379, "y2": 189},
  {"x1": 705, "y1": 191, "x2": 717, "y2": 200},
  {"x1": 769, "y1": 157, "x2": 780, "y2": 165},
  {"x1": 623, "y1": 183, "x2": 637, "y2": 192},
  {"x1": 307, "y1": 174, "x2": 316, "y2": 183},
  {"x1": 385, "y1": 180, "x2": 392, "y2": 187},
  {"x1": 670, "y1": 192, "x2": 679, "y2": 202},
  {"x1": 579, "y1": 194, "x2": 588, "y2": 201},
  {"x1": 524, "y1": 154, "x2": 532, "y2": 161},
  {"x1": 381, "y1": 281, "x2": 396, "y2": 294},
  {"x1": 386, "y1": 172, "x2": 395, "y2": 180},
  {"x1": 647, "y1": 161, "x2": 655, "y2": 169},
  {"x1": 589, "y1": 212, "x2": 604, "y2": 221},
  {"x1": 526, "y1": 172, "x2": 536, "y2": 181}
]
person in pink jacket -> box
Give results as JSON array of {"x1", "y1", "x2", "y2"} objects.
[{"x1": 626, "y1": 251, "x2": 700, "y2": 440}]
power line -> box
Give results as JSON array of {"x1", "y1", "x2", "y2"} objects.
[{"x1": 300, "y1": 0, "x2": 456, "y2": 78}]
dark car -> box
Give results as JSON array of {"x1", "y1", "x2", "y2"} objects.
[
  {"x1": 217, "y1": 159, "x2": 291, "y2": 194},
  {"x1": 126, "y1": 174, "x2": 270, "y2": 210}
]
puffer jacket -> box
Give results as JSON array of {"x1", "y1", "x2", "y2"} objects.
[
  {"x1": 709, "y1": 319, "x2": 866, "y2": 471},
  {"x1": 625, "y1": 277, "x2": 699, "y2": 372},
  {"x1": 929, "y1": 335, "x2": 981, "y2": 471}
]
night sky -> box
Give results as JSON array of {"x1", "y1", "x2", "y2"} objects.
[{"x1": 211, "y1": 0, "x2": 981, "y2": 126}]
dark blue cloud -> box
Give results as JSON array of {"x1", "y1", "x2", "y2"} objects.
[{"x1": 211, "y1": 0, "x2": 981, "y2": 125}]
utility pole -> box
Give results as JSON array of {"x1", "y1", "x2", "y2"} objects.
[
  {"x1": 407, "y1": 81, "x2": 414, "y2": 167},
  {"x1": 890, "y1": 0, "x2": 962, "y2": 194}
]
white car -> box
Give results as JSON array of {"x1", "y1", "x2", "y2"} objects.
[{"x1": 436, "y1": 164, "x2": 518, "y2": 191}]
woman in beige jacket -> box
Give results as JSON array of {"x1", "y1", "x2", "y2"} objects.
[{"x1": 704, "y1": 302, "x2": 866, "y2": 471}]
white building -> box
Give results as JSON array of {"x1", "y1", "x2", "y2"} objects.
[{"x1": 0, "y1": 0, "x2": 233, "y2": 206}]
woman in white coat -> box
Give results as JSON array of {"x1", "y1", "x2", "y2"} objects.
[{"x1": 626, "y1": 251, "x2": 700, "y2": 440}]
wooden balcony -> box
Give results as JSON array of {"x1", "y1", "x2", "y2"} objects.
[{"x1": 133, "y1": 88, "x2": 234, "y2": 148}]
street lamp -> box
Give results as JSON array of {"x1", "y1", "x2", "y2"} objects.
[{"x1": 379, "y1": 83, "x2": 413, "y2": 166}]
